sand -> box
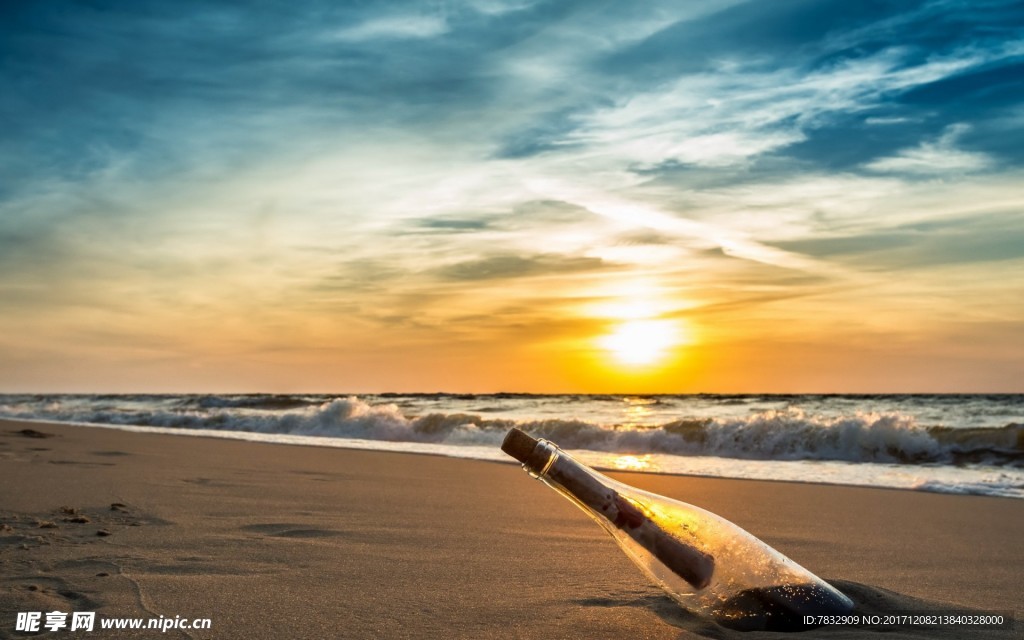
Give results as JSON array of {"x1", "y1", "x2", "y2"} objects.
[{"x1": 1, "y1": 419, "x2": 1020, "y2": 639}]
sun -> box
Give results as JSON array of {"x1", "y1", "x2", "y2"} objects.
[{"x1": 599, "y1": 319, "x2": 679, "y2": 367}]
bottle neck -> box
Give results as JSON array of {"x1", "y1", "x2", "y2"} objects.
[
  {"x1": 520, "y1": 438, "x2": 561, "y2": 480},
  {"x1": 503, "y1": 429, "x2": 618, "y2": 515},
  {"x1": 502, "y1": 427, "x2": 715, "y2": 590}
]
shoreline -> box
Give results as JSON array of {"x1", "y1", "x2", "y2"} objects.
[
  {"x1": 3, "y1": 416, "x2": 1020, "y2": 501},
  {"x1": 2, "y1": 419, "x2": 1021, "y2": 638}
]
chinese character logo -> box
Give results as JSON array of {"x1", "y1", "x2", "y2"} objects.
[
  {"x1": 71, "y1": 612, "x2": 96, "y2": 631},
  {"x1": 15, "y1": 611, "x2": 41, "y2": 632}
]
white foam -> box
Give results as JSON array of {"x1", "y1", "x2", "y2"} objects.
[
  {"x1": 2, "y1": 394, "x2": 1022, "y2": 499},
  {"x1": 5, "y1": 416, "x2": 1022, "y2": 500}
]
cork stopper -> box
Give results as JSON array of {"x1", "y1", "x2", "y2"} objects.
[{"x1": 502, "y1": 428, "x2": 539, "y2": 464}]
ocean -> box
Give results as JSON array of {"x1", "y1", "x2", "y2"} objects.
[{"x1": 2, "y1": 393, "x2": 1021, "y2": 499}]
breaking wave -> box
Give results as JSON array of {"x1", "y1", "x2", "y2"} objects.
[{"x1": 1, "y1": 396, "x2": 1019, "y2": 467}]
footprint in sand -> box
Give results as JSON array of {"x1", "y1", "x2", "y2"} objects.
[{"x1": 1, "y1": 574, "x2": 102, "y2": 617}]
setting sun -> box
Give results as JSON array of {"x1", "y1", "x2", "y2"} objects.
[{"x1": 599, "y1": 319, "x2": 680, "y2": 367}]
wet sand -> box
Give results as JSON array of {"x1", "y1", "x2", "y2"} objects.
[{"x1": 1, "y1": 419, "x2": 1020, "y2": 639}]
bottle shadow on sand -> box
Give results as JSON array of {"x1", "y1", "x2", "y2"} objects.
[{"x1": 574, "y1": 580, "x2": 1016, "y2": 639}]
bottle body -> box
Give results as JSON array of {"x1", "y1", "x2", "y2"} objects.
[{"x1": 503, "y1": 429, "x2": 853, "y2": 631}]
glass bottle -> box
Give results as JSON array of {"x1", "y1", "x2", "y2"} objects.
[{"x1": 502, "y1": 428, "x2": 854, "y2": 631}]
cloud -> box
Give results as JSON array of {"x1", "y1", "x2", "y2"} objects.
[
  {"x1": 403, "y1": 218, "x2": 492, "y2": 234},
  {"x1": 333, "y1": 14, "x2": 449, "y2": 41},
  {"x1": 466, "y1": 0, "x2": 538, "y2": 16},
  {"x1": 864, "y1": 124, "x2": 993, "y2": 174},
  {"x1": 550, "y1": 43, "x2": 1018, "y2": 173},
  {"x1": 433, "y1": 253, "x2": 607, "y2": 282},
  {"x1": 772, "y1": 210, "x2": 1024, "y2": 269},
  {"x1": 522, "y1": 178, "x2": 830, "y2": 271}
]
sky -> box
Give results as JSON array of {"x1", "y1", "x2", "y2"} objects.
[{"x1": 1, "y1": 0, "x2": 1023, "y2": 393}]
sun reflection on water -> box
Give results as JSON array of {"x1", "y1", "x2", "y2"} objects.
[
  {"x1": 622, "y1": 397, "x2": 656, "y2": 426},
  {"x1": 608, "y1": 454, "x2": 658, "y2": 472}
]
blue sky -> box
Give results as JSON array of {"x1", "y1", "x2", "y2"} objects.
[{"x1": 1, "y1": 0, "x2": 1023, "y2": 392}]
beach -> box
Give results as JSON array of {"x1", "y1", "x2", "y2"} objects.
[{"x1": 1, "y1": 419, "x2": 1020, "y2": 639}]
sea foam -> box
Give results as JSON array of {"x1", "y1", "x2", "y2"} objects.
[{"x1": 1, "y1": 395, "x2": 1019, "y2": 467}]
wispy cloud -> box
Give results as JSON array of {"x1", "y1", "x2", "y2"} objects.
[
  {"x1": 334, "y1": 14, "x2": 449, "y2": 41},
  {"x1": 548, "y1": 43, "x2": 1021, "y2": 171},
  {"x1": 864, "y1": 124, "x2": 992, "y2": 174}
]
